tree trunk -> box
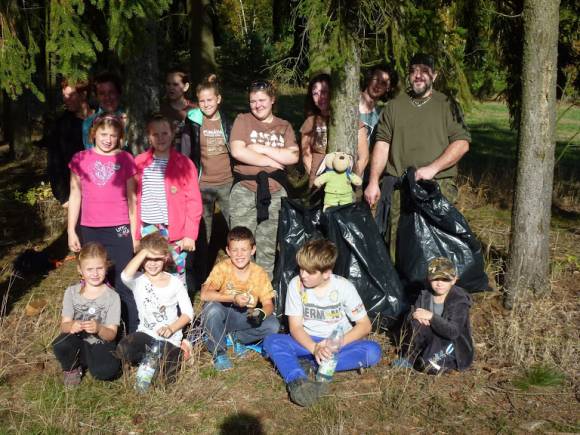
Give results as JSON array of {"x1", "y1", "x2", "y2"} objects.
[
  {"x1": 327, "y1": 33, "x2": 360, "y2": 156},
  {"x1": 125, "y1": 20, "x2": 160, "y2": 154},
  {"x1": 503, "y1": 0, "x2": 560, "y2": 308},
  {"x1": 190, "y1": 0, "x2": 217, "y2": 85},
  {"x1": 7, "y1": 95, "x2": 32, "y2": 160}
]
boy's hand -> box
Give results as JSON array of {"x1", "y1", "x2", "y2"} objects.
[
  {"x1": 313, "y1": 340, "x2": 334, "y2": 365},
  {"x1": 247, "y1": 308, "x2": 266, "y2": 327},
  {"x1": 233, "y1": 294, "x2": 250, "y2": 307},
  {"x1": 413, "y1": 308, "x2": 433, "y2": 326},
  {"x1": 70, "y1": 320, "x2": 83, "y2": 334},
  {"x1": 81, "y1": 319, "x2": 100, "y2": 334},
  {"x1": 157, "y1": 325, "x2": 174, "y2": 338}
]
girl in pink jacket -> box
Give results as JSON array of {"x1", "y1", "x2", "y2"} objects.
[{"x1": 134, "y1": 114, "x2": 202, "y2": 285}]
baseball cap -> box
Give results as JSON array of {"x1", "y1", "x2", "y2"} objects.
[
  {"x1": 427, "y1": 257, "x2": 457, "y2": 281},
  {"x1": 410, "y1": 53, "x2": 435, "y2": 70}
]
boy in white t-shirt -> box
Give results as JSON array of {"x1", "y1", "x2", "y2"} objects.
[
  {"x1": 117, "y1": 232, "x2": 193, "y2": 384},
  {"x1": 263, "y1": 239, "x2": 381, "y2": 407}
]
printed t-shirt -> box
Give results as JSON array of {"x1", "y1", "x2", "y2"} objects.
[
  {"x1": 375, "y1": 90, "x2": 471, "y2": 179},
  {"x1": 359, "y1": 108, "x2": 380, "y2": 141},
  {"x1": 300, "y1": 115, "x2": 328, "y2": 184},
  {"x1": 285, "y1": 274, "x2": 367, "y2": 338},
  {"x1": 230, "y1": 113, "x2": 297, "y2": 192},
  {"x1": 141, "y1": 157, "x2": 169, "y2": 224},
  {"x1": 160, "y1": 100, "x2": 197, "y2": 149},
  {"x1": 61, "y1": 283, "x2": 121, "y2": 344},
  {"x1": 121, "y1": 271, "x2": 194, "y2": 347},
  {"x1": 200, "y1": 117, "x2": 233, "y2": 187},
  {"x1": 69, "y1": 149, "x2": 136, "y2": 227},
  {"x1": 204, "y1": 259, "x2": 275, "y2": 308}
]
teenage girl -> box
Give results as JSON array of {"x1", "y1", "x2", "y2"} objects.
[
  {"x1": 52, "y1": 242, "x2": 121, "y2": 387},
  {"x1": 160, "y1": 68, "x2": 197, "y2": 148},
  {"x1": 117, "y1": 232, "x2": 194, "y2": 384},
  {"x1": 301, "y1": 74, "x2": 369, "y2": 186},
  {"x1": 229, "y1": 80, "x2": 299, "y2": 278},
  {"x1": 134, "y1": 114, "x2": 202, "y2": 285},
  {"x1": 68, "y1": 114, "x2": 139, "y2": 333}
]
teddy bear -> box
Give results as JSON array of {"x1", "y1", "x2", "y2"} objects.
[{"x1": 313, "y1": 151, "x2": 362, "y2": 210}]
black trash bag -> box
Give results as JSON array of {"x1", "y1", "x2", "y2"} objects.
[
  {"x1": 324, "y1": 202, "x2": 407, "y2": 325},
  {"x1": 272, "y1": 198, "x2": 324, "y2": 315},
  {"x1": 396, "y1": 168, "x2": 489, "y2": 293}
]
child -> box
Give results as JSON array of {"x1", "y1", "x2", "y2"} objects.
[
  {"x1": 263, "y1": 239, "x2": 381, "y2": 407},
  {"x1": 134, "y1": 114, "x2": 202, "y2": 285},
  {"x1": 393, "y1": 257, "x2": 474, "y2": 374},
  {"x1": 68, "y1": 114, "x2": 138, "y2": 333},
  {"x1": 117, "y1": 233, "x2": 193, "y2": 384},
  {"x1": 200, "y1": 226, "x2": 279, "y2": 371},
  {"x1": 52, "y1": 243, "x2": 121, "y2": 387}
]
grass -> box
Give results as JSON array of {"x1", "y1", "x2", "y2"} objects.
[{"x1": 0, "y1": 99, "x2": 578, "y2": 433}]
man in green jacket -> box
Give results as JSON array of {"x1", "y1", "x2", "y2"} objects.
[{"x1": 364, "y1": 53, "x2": 471, "y2": 261}]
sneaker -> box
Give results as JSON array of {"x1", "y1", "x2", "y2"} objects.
[
  {"x1": 213, "y1": 354, "x2": 233, "y2": 371},
  {"x1": 391, "y1": 358, "x2": 414, "y2": 369},
  {"x1": 229, "y1": 334, "x2": 264, "y2": 357},
  {"x1": 287, "y1": 378, "x2": 324, "y2": 407},
  {"x1": 63, "y1": 367, "x2": 82, "y2": 388}
]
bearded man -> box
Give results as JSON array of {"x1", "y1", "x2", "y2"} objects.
[{"x1": 364, "y1": 53, "x2": 471, "y2": 261}]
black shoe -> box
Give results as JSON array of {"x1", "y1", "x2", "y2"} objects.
[{"x1": 287, "y1": 378, "x2": 323, "y2": 407}]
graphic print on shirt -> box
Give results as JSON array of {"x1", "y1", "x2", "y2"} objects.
[
  {"x1": 73, "y1": 300, "x2": 108, "y2": 322},
  {"x1": 91, "y1": 160, "x2": 121, "y2": 186},
  {"x1": 224, "y1": 280, "x2": 257, "y2": 307},
  {"x1": 301, "y1": 289, "x2": 343, "y2": 322},
  {"x1": 142, "y1": 282, "x2": 168, "y2": 330},
  {"x1": 203, "y1": 128, "x2": 227, "y2": 155},
  {"x1": 313, "y1": 124, "x2": 327, "y2": 154},
  {"x1": 249, "y1": 129, "x2": 286, "y2": 148}
]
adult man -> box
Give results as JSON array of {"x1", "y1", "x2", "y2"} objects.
[
  {"x1": 82, "y1": 72, "x2": 127, "y2": 149},
  {"x1": 364, "y1": 53, "x2": 471, "y2": 261}
]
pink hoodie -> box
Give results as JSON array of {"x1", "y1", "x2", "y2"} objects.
[{"x1": 135, "y1": 148, "x2": 202, "y2": 242}]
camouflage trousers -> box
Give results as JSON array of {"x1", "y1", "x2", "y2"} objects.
[
  {"x1": 388, "y1": 177, "x2": 459, "y2": 262},
  {"x1": 229, "y1": 183, "x2": 286, "y2": 279},
  {"x1": 201, "y1": 182, "x2": 232, "y2": 242}
]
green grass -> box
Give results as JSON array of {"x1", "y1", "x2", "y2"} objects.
[{"x1": 512, "y1": 365, "x2": 566, "y2": 391}]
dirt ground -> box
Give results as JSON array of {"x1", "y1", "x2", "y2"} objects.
[{"x1": 0, "y1": 150, "x2": 578, "y2": 434}]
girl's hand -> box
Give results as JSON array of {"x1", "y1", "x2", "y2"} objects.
[
  {"x1": 157, "y1": 325, "x2": 174, "y2": 338},
  {"x1": 68, "y1": 231, "x2": 82, "y2": 252},
  {"x1": 177, "y1": 237, "x2": 196, "y2": 252},
  {"x1": 82, "y1": 319, "x2": 100, "y2": 334},
  {"x1": 313, "y1": 341, "x2": 333, "y2": 364},
  {"x1": 412, "y1": 308, "x2": 433, "y2": 324},
  {"x1": 70, "y1": 320, "x2": 83, "y2": 334}
]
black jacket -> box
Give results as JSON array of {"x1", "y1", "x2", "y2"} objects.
[
  {"x1": 179, "y1": 109, "x2": 232, "y2": 175},
  {"x1": 413, "y1": 285, "x2": 474, "y2": 370}
]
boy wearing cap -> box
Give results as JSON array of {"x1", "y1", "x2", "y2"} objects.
[{"x1": 394, "y1": 257, "x2": 473, "y2": 373}]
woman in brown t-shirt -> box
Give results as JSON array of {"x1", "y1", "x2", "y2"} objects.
[
  {"x1": 229, "y1": 81, "x2": 299, "y2": 278},
  {"x1": 301, "y1": 74, "x2": 369, "y2": 186}
]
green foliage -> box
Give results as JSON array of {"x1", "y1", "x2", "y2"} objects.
[
  {"x1": 512, "y1": 365, "x2": 566, "y2": 391},
  {"x1": 12, "y1": 183, "x2": 53, "y2": 206},
  {"x1": 46, "y1": 0, "x2": 103, "y2": 85}
]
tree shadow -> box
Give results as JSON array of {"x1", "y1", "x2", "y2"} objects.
[{"x1": 219, "y1": 412, "x2": 264, "y2": 435}]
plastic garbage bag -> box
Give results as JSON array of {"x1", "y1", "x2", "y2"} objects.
[{"x1": 396, "y1": 168, "x2": 489, "y2": 293}]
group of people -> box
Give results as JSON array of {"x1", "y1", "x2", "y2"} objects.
[{"x1": 47, "y1": 53, "x2": 474, "y2": 407}]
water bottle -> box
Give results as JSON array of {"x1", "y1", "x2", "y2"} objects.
[
  {"x1": 316, "y1": 325, "x2": 344, "y2": 383},
  {"x1": 135, "y1": 340, "x2": 162, "y2": 393},
  {"x1": 427, "y1": 343, "x2": 454, "y2": 372}
]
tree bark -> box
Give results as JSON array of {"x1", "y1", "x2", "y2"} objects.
[
  {"x1": 7, "y1": 94, "x2": 31, "y2": 159},
  {"x1": 190, "y1": 0, "x2": 217, "y2": 85},
  {"x1": 504, "y1": 0, "x2": 560, "y2": 308},
  {"x1": 125, "y1": 20, "x2": 160, "y2": 154},
  {"x1": 327, "y1": 31, "x2": 360, "y2": 156}
]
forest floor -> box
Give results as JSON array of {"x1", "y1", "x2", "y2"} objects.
[{"x1": 0, "y1": 100, "x2": 578, "y2": 434}]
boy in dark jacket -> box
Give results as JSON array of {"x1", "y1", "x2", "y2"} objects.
[{"x1": 394, "y1": 257, "x2": 473, "y2": 373}]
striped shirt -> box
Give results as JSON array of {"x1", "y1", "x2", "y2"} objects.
[{"x1": 141, "y1": 157, "x2": 169, "y2": 224}]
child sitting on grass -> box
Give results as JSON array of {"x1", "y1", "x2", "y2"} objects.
[
  {"x1": 263, "y1": 239, "x2": 381, "y2": 407},
  {"x1": 393, "y1": 257, "x2": 474, "y2": 374},
  {"x1": 52, "y1": 242, "x2": 121, "y2": 387},
  {"x1": 117, "y1": 232, "x2": 193, "y2": 384},
  {"x1": 199, "y1": 226, "x2": 279, "y2": 371}
]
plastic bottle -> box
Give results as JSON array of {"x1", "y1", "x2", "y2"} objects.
[
  {"x1": 316, "y1": 325, "x2": 344, "y2": 382},
  {"x1": 135, "y1": 340, "x2": 162, "y2": 393},
  {"x1": 427, "y1": 343, "x2": 454, "y2": 372}
]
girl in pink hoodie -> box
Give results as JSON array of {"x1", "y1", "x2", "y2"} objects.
[{"x1": 134, "y1": 114, "x2": 202, "y2": 285}]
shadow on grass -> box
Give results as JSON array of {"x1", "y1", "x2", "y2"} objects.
[{"x1": 219, "y1": 411, "x2": 264, "y2": 435}]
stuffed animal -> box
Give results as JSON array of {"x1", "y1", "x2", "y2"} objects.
[{"x1": 313, "y1": 152, "x2": 362, "y2": 210}]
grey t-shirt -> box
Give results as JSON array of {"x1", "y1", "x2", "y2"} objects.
[{"x1": 61, "y1": 283, "x2": 121, "y2": 344}]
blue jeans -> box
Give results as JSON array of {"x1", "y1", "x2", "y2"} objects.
[
  {"x1": 263, "y1": 333, "x2": 382, "y2": 384},
  {"x1": 202, "y1": 302, "x2": 280, "y2": 355}
]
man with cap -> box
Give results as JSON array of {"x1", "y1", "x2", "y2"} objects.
[
  {"x1": 392, "y1": 256, "x2": 474, "y2": 374},
  {"x1": 364, "y1": 53, "x2": 471, "y2": 261}
]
